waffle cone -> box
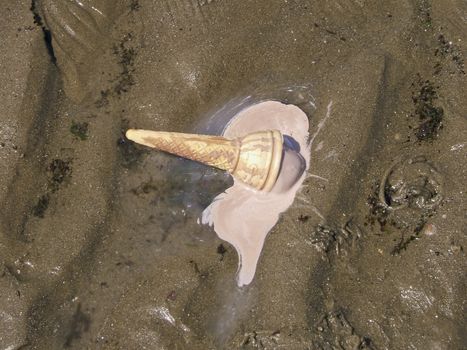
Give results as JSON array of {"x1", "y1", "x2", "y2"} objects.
[{"x1": 125, "y1": 129, "x2": 283, "y2": 191}]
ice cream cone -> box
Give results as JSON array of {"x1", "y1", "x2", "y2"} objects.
[{"x1": 125, "y1": 129, "x2": 283, "y2": 191}]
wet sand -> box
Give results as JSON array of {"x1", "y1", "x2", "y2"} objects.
[{"x1": 0, "y1": 0, "x2": 466, "y2": 349}]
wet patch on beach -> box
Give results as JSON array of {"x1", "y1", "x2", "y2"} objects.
[{"x1": 0, "y1": 0, "x2": 465, "y2": 349}]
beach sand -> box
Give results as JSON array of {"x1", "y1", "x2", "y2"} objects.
[{"x1": 0, "y1": 0, "x2": 465, "y2": 348}]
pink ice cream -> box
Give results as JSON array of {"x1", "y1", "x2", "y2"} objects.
[{"x1": 201, "y1": 101, "x2": 310, "y2": 286}]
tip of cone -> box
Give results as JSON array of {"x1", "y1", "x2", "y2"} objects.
[
  {"x1": 125, "y1": 129, "x2": 153, "y2": 147},
  {"x1": 125, "y1": 129, "x2": 137, "y2": 140},
  {"x1": 125, "y1": 129, "x2": 150, "y2": 146}
]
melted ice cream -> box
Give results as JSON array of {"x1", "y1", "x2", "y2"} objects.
[{"x1": 201, "y1": 101, "x2": 310, "y2": 286}]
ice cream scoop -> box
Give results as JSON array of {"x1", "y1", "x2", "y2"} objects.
[
  {"x1": 272, "y1": 140, "x2": 306, "y2": 193},
  {"x1": 200, "y1": 100, "x2": 311, "y2": 286},
  {"x1": 125, "y1": 129, "x2": 286, "y2": 191}
]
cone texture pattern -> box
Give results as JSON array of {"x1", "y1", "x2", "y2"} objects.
[
  {"x1": 126, "y1": 130, "x2": 240, "y2": 172},
  {"x1": 125, "y1": 129, "x2": 283, "y2": 191}
]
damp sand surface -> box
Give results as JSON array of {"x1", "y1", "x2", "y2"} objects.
[{"x1": 0, "y1": 1, "x2": 466, "y2": 349}]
